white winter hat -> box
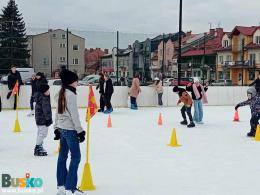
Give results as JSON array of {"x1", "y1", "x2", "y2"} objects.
[
  {"x1": 193, "y1": 77, "x2": 200, "y2": 83},
  {"x1": 154, "y1": 77, "x2": 160, "y2": 81}
]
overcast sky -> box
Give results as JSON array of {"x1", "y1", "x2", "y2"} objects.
[{"x1": 1, "y1": 0, "x2": 260, "y2": 34}]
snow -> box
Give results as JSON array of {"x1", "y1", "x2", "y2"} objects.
[{"x1": 1, "y1": 106, "x2": 260, "y2": 195}]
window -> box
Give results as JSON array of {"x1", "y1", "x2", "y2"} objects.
[
  {"x1": 167, "y1": 48, "x2": 170, "y2": 55},
  {"x1": 249, "y1": 70, "x2": 255, "y2": 80},
  {"x1": 73, "y1": 58, "x2": 79, "y2": 65},
  {"x1": 60, "y1": 43, "x2": 66, "y2": 48},
  {"x1": 160, "y1": 49, "x2": 163, "y2": 57},
  {"x1": 224, "y1": 40, "x2": 229, "y2": 48},
  {"x1": 226, "y1": 55, "x2": 232, "y2": 62},
  {"x1": 219, "y1": 56, "x2": 223, "y2": 64},
  {"x1": 61, "y1": 34, "x2": 66, "y2": 39},
  {"x1": 256, "y1": 36, "x2": 260, "y2": 44},
  {"x1": 52, "y1": 34, "x2": 56, "y2": 39},
  {"x1": 43, "y1": 57, "x2": 49, "y2": 65},
  {"x1": 73, "y1": 45, "x2": 79, "y2": 51},
  {"x1": 218, "y1": 71, "x2": 223, "y2": 79},
  {"x1": 60, "y1": 57, "x2": 66, "y2": 62},
  {"x1": 225, "y1": 71, "x2": 230, "y2": 79},
  {"x1": 250, "y1": 53, "x2": 256, "y2": 66}
]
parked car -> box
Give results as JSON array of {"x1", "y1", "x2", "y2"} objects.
[
  {"x1": 48, "y1": 79, "x2": 62, "y2": 86},
  {"x1": 79, "y1": 75, "x2": 99, "y2": 85},
  {"x1": 163, "y1": 78, "x2": 174, "y2": 86},
  {"x1": 0, "y1": 75, "x2": 8, "y2": 85},
  {"x1": 211, "y1": 79, "x2": 232, "y2": 86},
  {"x1": 170, "y1": 77, "x2": 193, "y2": 86}
]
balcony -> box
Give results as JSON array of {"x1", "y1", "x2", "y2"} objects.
[{"x1": 229, "y1": 60, "x2": 256, "y2": 67}]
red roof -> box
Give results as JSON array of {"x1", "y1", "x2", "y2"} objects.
[
  {"x1": 245, "y1": 42, "x2": 260, "y2": 49},
  {"x1": 231, "y1": 26, "x2": 260, "y2": 37}
]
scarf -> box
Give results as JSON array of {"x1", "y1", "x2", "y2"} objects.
[{"x1": 192, "y1": 83, "x2": 208, "y2": 104}]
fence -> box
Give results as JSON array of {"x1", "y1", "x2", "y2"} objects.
[{"x1": 0, "y1": 85, "x2": 248, "y2": 109}]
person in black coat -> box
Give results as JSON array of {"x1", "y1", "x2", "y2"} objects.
[
  {"x1": 7, "y1": 65, "x2": 23, "y2": 110},
  {"x1": 28, "y1": 74, "x2": 37, "y2": 116},
  {"x1": 104, "y1": 74, "x2": 114, "y2": 114},
  {"x1": 35, "y1": 72, "x2": 48, "y2": 94},
  {"x1": 96, "y1": 73, "x2": 105, "y2": 112},
  {"x1": 249, "y1": 73, "x2": 260, "y2": 93},
  {"x1": 34, "y1": 84, "x2": 52, "y2": 156}
]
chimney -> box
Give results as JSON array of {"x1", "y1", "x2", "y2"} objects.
[
  {"x1": 128, "y1": 45, "x2": 132, "y2": 49},
  {"x1": 104, "y1": 49, "x2": 109, "y2": 54},
  {"x1": 90, "y1": 48, "x2": 94, "y2": 52},
  {"x1": 216, "y1": 28, "x2": 224, "y2": 38},
  {"x1": 48, "y1": 29, "x2": 53, "y2": 32},
  {"x1": 209, "y1": 29, "x2": 215, "y2": 36}
]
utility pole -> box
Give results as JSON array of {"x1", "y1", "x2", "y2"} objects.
[
  {"x1": 203, "y1": 33, "x2": 206, "y2": 85},
  {"x1": 178, "y1": 0, "x2": 182, "y2": 86},
  {"x1": 162, "y1": 33, "x2": 165, "y2": 85},
  {"x1": 116, "y1": 31, "x2": 119, "y2": 85},
  {"x1": 50, "y1": 32, "x2": 53, "y2": 77},
  {"x1": 66, "y1": 28, "x2": 69, "y2": 70}
]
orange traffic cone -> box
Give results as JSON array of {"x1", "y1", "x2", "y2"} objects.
[
  {"x1": 158, "y1": 113, "x2": 163, "y2": 126},
  {"x1": 107, "y1": 115, "x2": 112, "y2": 128},
  {"x1": 233, "y1": 111, "x2": 239, "y2": 122}
]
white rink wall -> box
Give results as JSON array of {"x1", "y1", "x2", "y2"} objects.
[{"x1": 0, "y1": 85, "x2": 248, "y2": 109}]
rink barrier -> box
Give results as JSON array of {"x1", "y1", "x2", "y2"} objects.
[{"x1": 0, "y1": 85, "x2": 248, "y2": 109}]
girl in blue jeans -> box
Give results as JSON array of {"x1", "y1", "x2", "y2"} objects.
[
  {"x1": 54, "y1": 70, "x2": 86, "y2": 195},
  {"x1": 186, "y1": 79, "x2": 208, "y2": 124}
]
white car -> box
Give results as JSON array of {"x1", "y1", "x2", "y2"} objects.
[
  {"x1": 79, "y1": 75, "x2": 99, "y2": 85},
  {"x1": 48, "y1": 79, "x2": 62, "y2": 86},
  {"x1": 163, "y1": 78, "x2": 174, "y2": 86}
]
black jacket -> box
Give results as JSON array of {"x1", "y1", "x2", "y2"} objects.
[
  {"x1": 7, "y1": 71, "x2": 23, "y2": 90},
  {"x1": 96, "y1": 77, "x2": 105, "y2": 95},
  {"x1": 36, "y1": 77, "x2": 48, "y2": 92},
  {"x1": 186, "y1": 84, "x2": 208, "y2": 100},
  {"x1": 249, "y1": 78, "x2": 260, "y2": 93},
  {"x1": 31, "y1": 79, "x2": 37, "y2": 95},
  {"x1": 105, "y1": 78, "x2": 114, "y2": 96},
  {"x1": 35, "y1": 93, "x2": 52, "y2": 126}
]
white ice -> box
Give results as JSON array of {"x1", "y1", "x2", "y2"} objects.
[{"x1": 1, "y1": 106, "x2": 260, "y2": 195}]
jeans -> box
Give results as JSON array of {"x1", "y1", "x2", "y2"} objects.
[
  {"x1": 130, "y1": 96, "x2": 137, "y2": 108},
  {"x1": 104, "y1": 94, "x2": 112, "y2": 110},
  {"x1": 181, "y1": 105, "x2": 193, "y2": 122},
  {"x1": 36, "y1": 126, "x2": 48, "y2": 145},
  {"x1": 158, "y1": 93, "x2": 163, "y2": 106},
  {"x1": 193, "y1": 100, "x2": 203, "y2": 122},
  {"x1": 57, "y1": 129, "x2": 81, "y2": 192},
  {"x1": 30, "y1": 95, "x2": 35, "y2": 111}
]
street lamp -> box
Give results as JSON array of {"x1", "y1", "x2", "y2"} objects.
[{"x1": 177, "y1": 0, "x2": 183, "y2": 86}]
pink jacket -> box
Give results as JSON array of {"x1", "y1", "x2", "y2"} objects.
[{"x1": 129, "y1": 78, "x2": 141, "y2": 98}]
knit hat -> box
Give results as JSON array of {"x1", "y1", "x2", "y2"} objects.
[
  {"x1": 154, "y1": 77, "x2": 160, "y2": 81},
  {"x1": 39, "y1": 84, "x2": 50, "y2": 93},
  {"x1": 60, "y1": 70, "x2": 78, "y2": 86},
  {"x1": 247, "y1": 87, "x2": 257, "y2": 98},
  {"x1": 193, "y1": 77, "x2": 200, "y2": 83},
  {"x1": 173, "y1": 86, "x2": 179, "y2": 92},
  {"x1": 36, "y1": 72, "x2": 44, "y2": 78}
]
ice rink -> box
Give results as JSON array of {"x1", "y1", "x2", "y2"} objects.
[{"x1": 1, "y1": 106, "x2": 260, "y2": 195}]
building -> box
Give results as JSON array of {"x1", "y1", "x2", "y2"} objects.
[
  {"x1": 27, "y1": 29, "x2": 85, "y2": 77},
  {"x1": 85, "y1": 48, "x2": 108, "y2": 75},
  {"x1": 227, "y1": 26, "x2": 260, "y2": 85},
  {"x1": 215, "y1": 32, "x2": 232, "y2": 81},
  {"x1": 181, "y1": 28, "x2": 224, "y2": 82},
  {"x1": 100, "y1": 46, "x2": 133, "y2": 79},
  {"x1": 133, "y1": 32, "x2": 185, "y2": 82}
]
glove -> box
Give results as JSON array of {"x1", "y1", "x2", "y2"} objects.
[
  {"x1": 235, "y1": 105, "x2": 239, "y2": 111},
  {"x1": 54, "y1": 129, "x2": 60, "y2": 140},
  {"x1": 46, "y1": 119, "x2": 53, "y2": 127},
  {"x1": 77, "y1": 131, "x2": 86, "y2": 143}
]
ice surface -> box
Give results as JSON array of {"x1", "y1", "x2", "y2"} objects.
[{"x1": 1, "y1": 106, "x2": 260, "y2": 195}]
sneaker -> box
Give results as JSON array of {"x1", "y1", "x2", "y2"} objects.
[
  {"x1": 104, "y1": 108, "x2": 113, "y2": 114},
  {"x1": 180, "y1": 120, "x2": 188, "y2": 125},
  {"x1": 98, "y1": 109, "x2": 104, "y2": 112},
  {"x1": 130, "y1": 104, "x2": 138, "y2": 110},
  {"x1": 57, "y1": 186, "x2": 65, "y2": 195},
  {"x1": 65, "y1": 189, "x2": 85, "y2": 194},
  {"x1": 34, "y1": 145, "x2": 47, "y2": 156},
  {"x1": 187, "y1": 122, "x2": 195, "y2": 128},
  {"x1": 247, "y1": 131, "x2": 256, "y2": 137}
]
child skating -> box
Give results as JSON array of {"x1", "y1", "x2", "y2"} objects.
[
  {"x1": 173, "y1": 86, "x2": 195, "y2": 128},
  {"x1": 235, "y1": 88, "x2": 260, "y2": 137}
]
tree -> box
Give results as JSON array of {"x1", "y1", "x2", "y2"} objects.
[{"x1": 0, "y1": 0, "x2": 30, "y2": 74}]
